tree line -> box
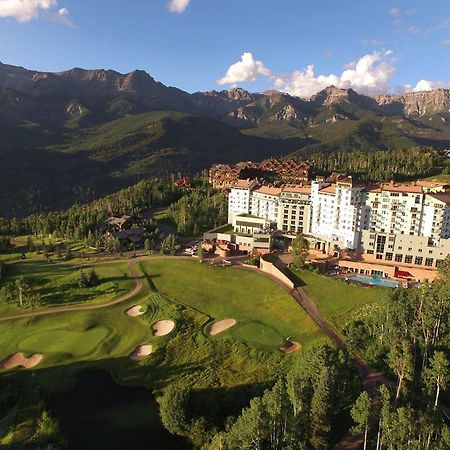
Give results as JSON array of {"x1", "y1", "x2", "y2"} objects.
[
  {"x1": 0, "y1": 177, "x2": 183, "y2": 242},
  {"x1": 343, "y1": 256, "x2": 450, "y2": 449},
  {"x1": 310, "y1": 147, "x2": 440, "y2": 181},
  {"x1": 167, "y1": 174, "x2": 227, "y2": 236},
  {"x1": 159, "y1": 343, "x2": 361, "y2": 449}
]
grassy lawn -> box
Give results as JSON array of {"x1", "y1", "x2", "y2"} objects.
[
  {"x1": 0, "y1": 259, "x2": 328, "y2": 447},
  {"x1": 0, "y1": 260, "x2": 134, "y2": 315},
  {"x1": 139, "y1": 259, "x2": 325, "y2": 350},
  {"x1": 290, "y1": 268, "x2": 386, "y2": 327}
]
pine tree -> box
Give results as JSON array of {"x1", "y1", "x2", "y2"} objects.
[
  {"x1": 89, "y1": 269, "x2": 100, "y2": 287},
  {"x1": 79, "y1": 270, "x2": 89, "y2": 288},
  {"x1": 310, "y1": 367, "x2": 333, "y2": 450}
]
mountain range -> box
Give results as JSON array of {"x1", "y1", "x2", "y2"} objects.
[{"x1": 1, "y1": 61, "x2": 450, "y2": 217}]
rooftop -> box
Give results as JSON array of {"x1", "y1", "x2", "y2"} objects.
[
  {"x1": 281, "y1": 184, "x2": 311, "y2": 194},
  {"x1": 233, "y1": 179, "x2": 255, "y2": 189},
  {"x1": 319, "y1": 184, "x2": 336, "y2": 195},
  {"x1": 253, "y1": 185, "x2": 282, "y2": 196},
  {"x1": 426, "y1": 192, "x2": 450, "y2": 204}
]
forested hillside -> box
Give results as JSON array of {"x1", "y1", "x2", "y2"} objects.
[{"x1": 1, "y1": 62, "x2": 450, "y2": 217}]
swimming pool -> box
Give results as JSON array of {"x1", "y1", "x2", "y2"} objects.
[{"x1": 348, "y1": 275, "x2": 399, "y2": 288}]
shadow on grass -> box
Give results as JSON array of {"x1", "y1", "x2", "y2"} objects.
[
  {"x1": 284, "y1": 267, "x2": 306, "y2": 288},
  {"x1": 138, "y1": 263, "x2": 159, "y2": 292}
]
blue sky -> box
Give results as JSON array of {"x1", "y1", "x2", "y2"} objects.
[{"x1": 0, "y1": 0, "x2": 449, "y2": 96}]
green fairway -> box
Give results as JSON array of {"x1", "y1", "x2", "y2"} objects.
[
  {"x1": 231, "y1": 321, "x2": 284, "y2": 347},
  {"x1": 0, "y1": 300, "x2": 151, "y2": 368},
  {"x1": 18, "y1": 326, "x2": 110, "y2": 357},
  {"x1": 0, "y1": 259, "x2": 134, "y2": 314},
  {"x1": 139, "y1": 259, "x2": 324, "y2": 349},
  {"x1": 290, "y1": 268, "x2": 386, "y2": 326}
]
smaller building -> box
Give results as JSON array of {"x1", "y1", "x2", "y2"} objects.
[
  {"x1": 101, "y1": 215, "x2": 132, "y2": 232},
  {"x1": 204, "y1": 214, "x2": 274, "y2": 256}
]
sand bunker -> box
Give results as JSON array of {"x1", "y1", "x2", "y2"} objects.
[
  {"x1": 130, "y1": 345, "x2": 153, "y2": 361},
  {"x1": 0, "y1": 352, "x2": 43, "y2": 370},
  {"x1": 125, "y1": 305, "x2": 145, "y2": 317},
  {"x1": 279, "y1": 341, "x2": 301, "y2": 354},
  {"x1": 152, "y1": 320, "x2": 175, "y2": 336},
  {"x1": 209, "y1": 319, "x2": 236, "y2": 336}
]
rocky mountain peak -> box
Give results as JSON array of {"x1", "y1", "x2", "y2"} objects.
[
  {"x1": 375, "y1": 89, "x2": 450, "y2": 116},
  {"x1": 309, "y1": 85, "x2": 353, "y2": 105},
  {"x1": 228, "y1": 87, "x2": 253, "y2": 101}
]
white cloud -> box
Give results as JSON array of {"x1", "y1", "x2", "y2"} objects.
[
  {"x1": 275, "y1": 51, "x2": 397, "y2": 98},
  {"x1": 48, "y1": 6, "x2": 73, "y2": 26},
  {"x1": 0, "y1": 0, "x2": 72, "y2": 24},
  {"x1": 440, "y1": 38, "x2": 450, "y2": 45},
  {"x1": 168, "y1": 0, "x2": 190, "y2": 13},
  {"x1": 389, "y1": 7, "x2": 401, "y2": 17},
  {"x1": 217, "y1": 52, "x2": 273, "y2": 85},
  {"x1": 218, "y1": 52, "x2": 397, "y2": 97},
  {"x1": 412, "y1": 79, "x2": 449, "y2": 92},
  {"x1": 389, "y1": 7, "x2": 415, "y2": 17}
]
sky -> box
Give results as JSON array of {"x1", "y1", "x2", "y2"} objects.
[{"x1": 0, "y1": 0, "x2": 449, "y2": 97}]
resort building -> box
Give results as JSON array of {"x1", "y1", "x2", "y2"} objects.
[
  {"x1": 310, "y1": 177, "x2": 367, "y2": 251},
  {"x1": 207, "y1": 175, "x2": 450, "y2": 281},
  {"x1": 227, "y1": 179, "x2": 258, "y2": 222},
  {"x1": 210, "y1": 158, "x2": 312, "y2": 190},
  {"x1": 277, "y1": 184, "x2": 312, "y2": 234}
]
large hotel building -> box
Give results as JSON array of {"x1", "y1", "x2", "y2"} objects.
[{"x1": 205, "y1": 176, "x2": 450, "y2": 282}]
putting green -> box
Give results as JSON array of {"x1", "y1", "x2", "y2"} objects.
[
  {"x1": 18, "y1": 327, "x2": 110, "y2": 357},
  {"x1": 230, "y1": 321, "x2": 284, "y2": 347}
]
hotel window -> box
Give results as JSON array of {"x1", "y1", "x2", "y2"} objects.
[
  {"x1": 376, "y1": 254, "x2": 383, "y2": 260},
  {"x1": 415, "y1": 256, "x2": 423, "y2": 265},
  {"x1": 367, "y1": 250, "x2": 374, "y2": 255},
  {"x1": 385, "y1": 252, "x2": 393, "y2": 261},
  {"x1": 395, "y1": 254, "x2": 403, "y2": 262},
  {"x1": 405, "y1": 255, "x2": 413, "y2": 264},
  {"x1": 425, "y1": 258, "x2": 434, "y2": 267},
  {"x1": 376, "y1": 235, "x2": 387, "y2": 253}
]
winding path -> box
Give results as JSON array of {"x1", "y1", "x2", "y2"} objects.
[
  {"x1": 0, "y1": 259, "x2": 144, "y2": 322},
  {"x1": 0, "y1": 255, "x2": 195, "y2": 322}
]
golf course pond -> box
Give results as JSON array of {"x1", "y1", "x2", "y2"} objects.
[{"x1": 48, "y1": 370, "x2": 190, "y2": 450}]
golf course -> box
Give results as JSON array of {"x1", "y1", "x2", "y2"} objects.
[{"x1": 0, "y1": 255, "x2": 331, "y2": 447}]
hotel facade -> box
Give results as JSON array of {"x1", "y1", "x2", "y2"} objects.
[{"x1": 219, "y1": 177, "x2": 450, "y2": 281}]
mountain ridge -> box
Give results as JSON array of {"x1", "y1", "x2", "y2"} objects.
[
  {"x1": 0, "y1": 61, "x2": 449, "y2": 217},
  {"x1": 1, "y1": 62, "x2": 450, "y2": 122}
]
